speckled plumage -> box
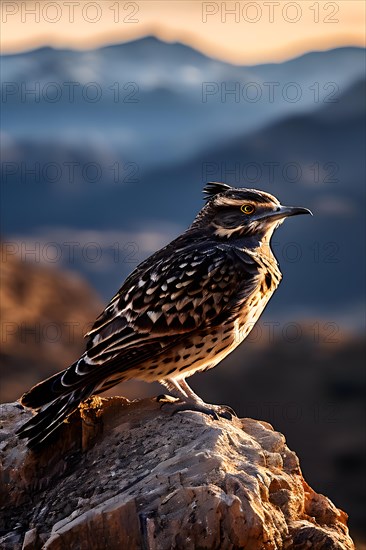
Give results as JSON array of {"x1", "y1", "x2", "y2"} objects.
[{"x1": 17, "y1": 182, "x2": 311, "y2": 448}]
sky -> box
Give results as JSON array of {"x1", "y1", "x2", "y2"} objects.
[{"x1": 0, "y1": 0, "x2": 365, "y2": 63}]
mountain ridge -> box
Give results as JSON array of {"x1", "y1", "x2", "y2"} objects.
[{"x1": 2, "y1": 35, "x2": 364, "y2": 66}]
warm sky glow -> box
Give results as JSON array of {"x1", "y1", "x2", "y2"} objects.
[{"x1": 0, "y1": 0, "x2": 365, "y2": 63}]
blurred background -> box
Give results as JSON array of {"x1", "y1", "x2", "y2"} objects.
[{"x1": 1, "y1": 0, "x2": 365, "y2": 543}]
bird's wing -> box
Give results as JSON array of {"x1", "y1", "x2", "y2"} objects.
[
  {"x1": 59, "y1": 242, "x2": 260, "y2": 388},
  {"x1": 86, "y1": 241, "x2": 260, "y2": 357}
]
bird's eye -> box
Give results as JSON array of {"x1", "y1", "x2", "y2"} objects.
[{"x1": 241, "y1": 204, "x2": 255, "y2": 214}]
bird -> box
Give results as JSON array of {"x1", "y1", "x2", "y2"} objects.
[{"x1": 17, "y1": 182, "x2": 312, "y2": 449}]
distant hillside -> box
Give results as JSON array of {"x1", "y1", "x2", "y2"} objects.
[
  {"x1": 1, "y1": 40, "x2": 364, "y2": 169},
  {"x1": 0, "y1": 247, "x2": 102, "y2": 402}
]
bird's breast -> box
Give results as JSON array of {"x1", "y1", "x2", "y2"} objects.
[{"x1": 234, "y1": 262, "x2": 281, "y2": 344}]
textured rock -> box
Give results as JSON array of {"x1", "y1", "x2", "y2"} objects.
[{"x1": 0, "y1": 397, "x2": 354, "y2": 549}]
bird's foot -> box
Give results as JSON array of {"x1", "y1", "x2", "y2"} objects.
[{"x1": 158, "y1": 396, "x2": 236, "y2": 421}]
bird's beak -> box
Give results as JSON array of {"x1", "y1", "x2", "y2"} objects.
[{"x1": 256, "y1": 205, "x2": 313, "y2": 222}]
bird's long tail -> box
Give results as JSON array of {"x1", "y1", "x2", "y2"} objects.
[{"x1": 16, "y1": 362, "x2": 97, "y2": 450}]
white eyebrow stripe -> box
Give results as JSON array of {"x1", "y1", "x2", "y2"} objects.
[
  {"x1": 214, "y1": 192, "x2": 280, "y2": 207},
  {"x1": 215, "y1": 197, "x2": 249, "y2": 207}
]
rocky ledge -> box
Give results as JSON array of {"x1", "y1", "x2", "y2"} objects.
[{"x1": 0, "y1": 397, "x2": 354, "y2": 549}]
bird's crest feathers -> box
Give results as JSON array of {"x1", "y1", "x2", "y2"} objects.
[{"x1": 203, "y1": 182, "x2": 233, "y2": 201}]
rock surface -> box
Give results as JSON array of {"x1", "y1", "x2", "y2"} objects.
[{"x1": 0, "y1": 397, "x2": 354, "y2": 550}]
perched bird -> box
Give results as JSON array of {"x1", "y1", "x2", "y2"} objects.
[{"x1": 17, "y1": 182, "x2": 311, "y2": 449}]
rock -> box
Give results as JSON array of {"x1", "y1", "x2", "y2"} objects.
[{"x1": 0, "y1": 397, "x2": 354, "y2": 550}]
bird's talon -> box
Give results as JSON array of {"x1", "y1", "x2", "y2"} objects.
[
  {"x1": 159, "y1": 399, "x2": 237, "y2": 422},
  {"x1": 218, "y1": 409, "x2": 232, "y2": 420},
  {"x1": 217, "y1": 405, "x2": 237, "y2": 420}
]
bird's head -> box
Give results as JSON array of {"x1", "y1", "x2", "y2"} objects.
[{"x1": 191, "y1": 182, "x2": 312, "y2": 243}]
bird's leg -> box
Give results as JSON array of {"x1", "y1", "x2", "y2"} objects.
[
  {"x1": 159, "y1": 378, "x2": 236, "y2": 420},
  {"x1": 177, "y1": 378, "x2": 205, "y2": 403},
  {"x1": 179, "y1": 378, "x2": 237, "y2": 419}
]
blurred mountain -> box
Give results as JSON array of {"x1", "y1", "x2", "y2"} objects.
[
  {"x1": 0, "y1": 246, "x2": 102, "y2": 402},
  {"x1": 3, "y1": 38, "x2": 363, "y2": 90},
  {"x1": 1, "y1": 39, "x2": 364, "y2": 168}
]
